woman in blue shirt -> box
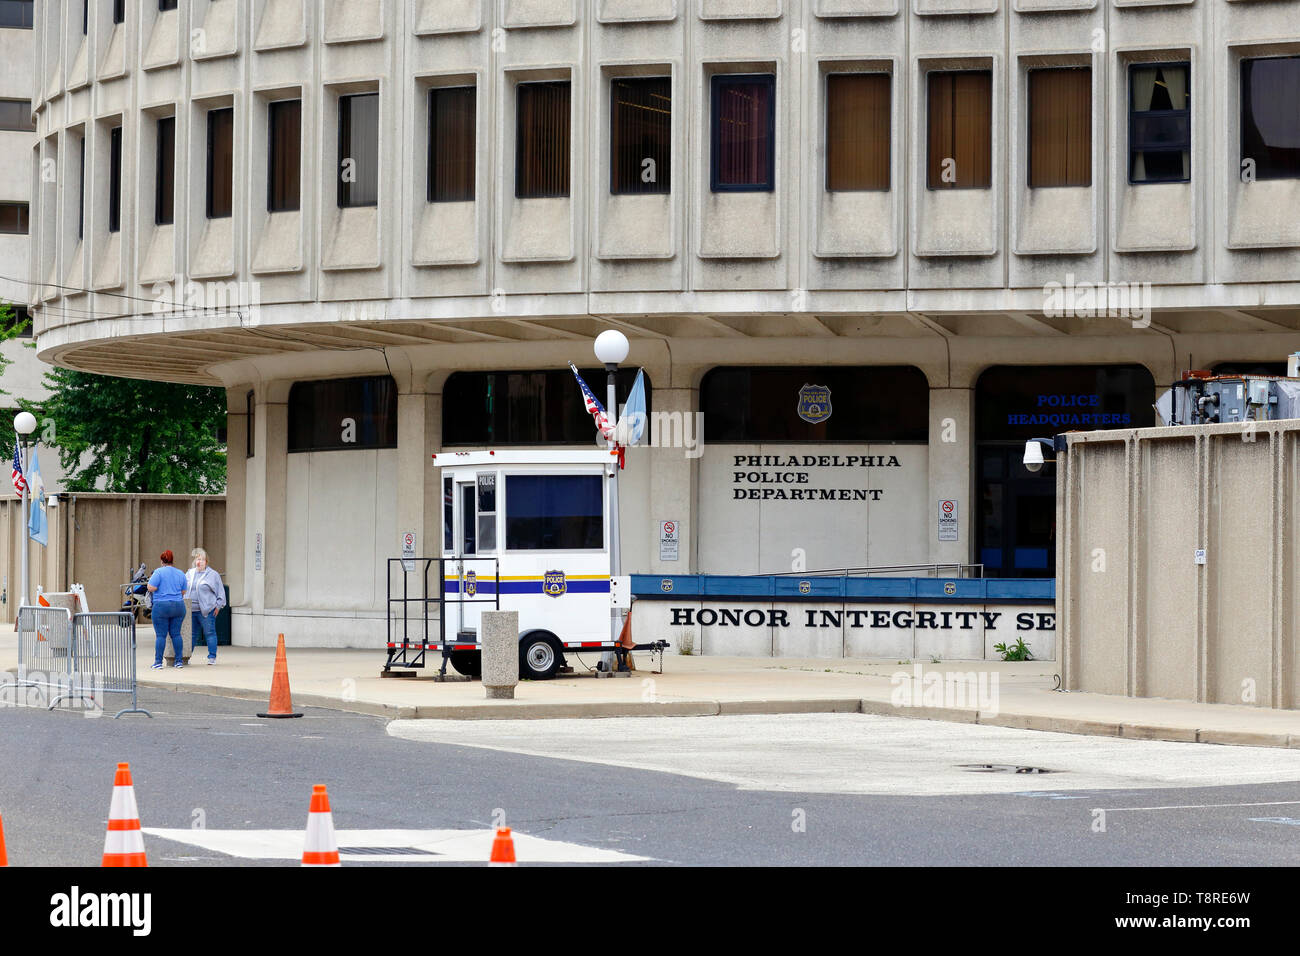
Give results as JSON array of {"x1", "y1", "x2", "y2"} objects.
[{"x1": 147, "y1": 550, "x2": 189, "y2": 668}]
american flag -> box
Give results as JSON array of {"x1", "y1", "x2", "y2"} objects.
[
  {"x1": 12, "y1": 443, "x2": 25, "y2": 497},
  {"x1": 568, "y1": 363, "x2": 615, "y2": 443}
]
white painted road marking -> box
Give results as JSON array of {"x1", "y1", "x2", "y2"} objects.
[
  {"x1": 388, "y1": 713, "x2": 1300, "y2": 796},
  {"x1": 1100, "y1": 800, "x2": 1300, "y2": 813},
  {"x1": 143, "y1": 828, "x2": 651, "y2": 863}
]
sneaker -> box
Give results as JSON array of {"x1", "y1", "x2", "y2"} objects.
[
  {"x1": 150, "y1": 662, "x2": 163, "y2": 670},
  {"x1": 207, "y1": 658, "x2": 216, "y2": 665},
  {"x1": 174, "y1": 662, "x2": 185, "y2": 669}
]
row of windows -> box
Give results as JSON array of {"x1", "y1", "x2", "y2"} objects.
[
  {"x1": 272, "y1": 366, "x2": 1165, "y2": 455},
  {"x1": 25, "y1": 55, "x2": 1293, "y2": 238},
  {"x1": 0, "y1": 0, "x2": 32, "y2": 30}
]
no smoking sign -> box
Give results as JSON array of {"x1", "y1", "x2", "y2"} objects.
[{"x1": 938, "y1": 500, "x2": 958, "y2": 542}]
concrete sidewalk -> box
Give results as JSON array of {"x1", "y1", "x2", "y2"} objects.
[{"x1": 3, "y1": 636, "x2": 1300, "y2": 748}]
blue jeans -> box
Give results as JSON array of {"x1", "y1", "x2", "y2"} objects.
[
  {"x1": 192, "y1": 609, "x2": 218, "y2": 660},
  {"x1": 152, "y1": 601, "x2": 186, "y2": 664}
]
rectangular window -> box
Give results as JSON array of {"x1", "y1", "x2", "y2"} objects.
[
  {"x1": 337, "y1": 93, "x2": 379, "y2": 208},
  {"x1": 78, "y1": 138, "x2": 85, "y2": 240},
  {"x1": 159, "y1": 0, "x2": 177, "y2": 10},
  {"x1": 826, "y1": 73, "x2": 890, "y2": 192},
  {"x1": 1129, "y1": 62, "x2": 1190, "y2": 184},
  {"x1": 114, "y1": 0, "x2": 124, "y2": 23},
  {"x1": 505, "y1": 475, "x2": 604, "y2": 551},
  {"x1": 476, "y1": 472, "x2": 497, "y2": 552},
  {"x1": 1028, "y1": 67, "x2": 1091, "y2": 188},
  {"x1": 268, "y1": 99, "x2": 301, "y2": 213},
  {"x1": 1242, "y1": 56, "x2": 1300, "y2": 181},
  {"x1": 1, "y1": 306, "x2": 32, "y2": 336},
  {"x1": 927, "y1": 70, "x2": 992, "y2": 189},
  {"x1": 206, "y1": 107, "x2": 234, "y2": 219},
  {"x1": 711, "y1": 74, "x2": 775, "y2": 191},
  {"x1": 0, "y1": 201, "x2": 28, "y2": 235},
  {"x1": 82, "y1": 0, "x2": 87, "y2": 34},
  {"x1": 108, "y1": 126, "x2": 122, "y2": 233},
  {"x1": 287, "y1": 376, "x2": 398, "y2": 452},
  {"x1": 611, "y1": 76, "x2": 671, "y2": 194},
  {"x1": 0, "y1": 98, "x2": 33, "y2": 132},
  {"x1": 0, "y1": 1, "x2": 34, "y2": 29},
  {"x1": 245, "y1": 391, "x2": 255, "y2": 459},
  {"x1": 155, "y1": 116, "x2": 175, "y2": 225},
  {"x1": 443, "y1": 476, "x2": 454, "y2": 552},
  {"x1": 428, "y1": 86, "x2": 476, "y2": 203},
  {"x1": 515, "y1": 81, "x2": 571, "y2": 199}
]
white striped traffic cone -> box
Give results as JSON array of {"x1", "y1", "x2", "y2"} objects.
[
  {"x1": 102, "y1": 762, "x2": 147, "y2": 867},
  {"x1": 301, "y1": 785, "x2": 341, "y2": 867}
]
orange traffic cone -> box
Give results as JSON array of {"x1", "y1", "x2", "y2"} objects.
[
  {"x1": 102, "y1": 763, "x2": 147, "y2": 867},
  {"x1": 489, "y1": 827, "x2": 517, "y2": 866},
  {"x1": 258, "y1": 634, "x2": 303, "y2": 718},
  {"x1": 301, "y1": 785, "x2": 340, "y2": 867},
  {"x1": 0, "y1": 812, "x2": 8, "y2": 866}
]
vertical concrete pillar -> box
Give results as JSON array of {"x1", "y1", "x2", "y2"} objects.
[
  {"x1": 646, "y1": 384, "x2": 699, "y2": 573},
  {"x1": 224, "y1": 389, "x2": 248, "y2": 607},
  {"x1": 243, "y1": 387, "x2": 287, "y2": 645},
  {"x1": 928, "y1": 388, "x2": 975, "y2": 567},
  {"x1": 395, "y1": 388, "x2": 430, "y2": 562}
]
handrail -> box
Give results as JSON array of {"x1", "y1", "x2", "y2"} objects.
[{"x1": 769, "y1": 564, "x2": 984, "y2": 578}]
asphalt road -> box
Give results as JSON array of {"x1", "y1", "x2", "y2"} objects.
[{"x1": 1, "y1": 686, "x2": 1299, "y2": 866}]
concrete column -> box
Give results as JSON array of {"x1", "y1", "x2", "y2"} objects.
[
  {"x1": 928, "y1": 388, "x2": 975, "y2": 568},
  {"x1": 482, "y1": 610, "x2": 519, "y2": 700},
  {"x1": 395, "y1": 388, "x2": 430, "y2": 563},
  {"x1": 645, "y1": 385, "x2": 700, "y2": 574},
  {"x1": 224, "y1": 390, "x2": 247, "y2": 607},
  {"x1": 245, "y1": 389, "x2": 288, "y2": 644}
]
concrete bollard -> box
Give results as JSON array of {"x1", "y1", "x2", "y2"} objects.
[{"x1": 481, "y1": 610, "x2": 519, "y2": 700}]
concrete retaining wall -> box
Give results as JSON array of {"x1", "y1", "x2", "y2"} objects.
[{"x1": 1058, "y1": 421, "x2": 1300, "y2": 708}]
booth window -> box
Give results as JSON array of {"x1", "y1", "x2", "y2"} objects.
[
  {"x1": 1129, "y1": 63, "x2": 1190, "y2": 184},
  {"x1": 1242, "y1": 56, "x2": 1300, "y2": 181},
  {"x1": 108, "y1": 126, "x2": 122, "y2": 233},
  {"x1": 443, "y1": 369, "x2": 649, "y2": 445},
  {"x1": 516, "y1": 81, "x2": 571, "y2": 198},
  {"x1": 476, "y1": 472, "x2": 497, "y2": 552},
  {"x1": 0, "y1": 201, "x2": 27, "y2": 235},
  {"x1": 428, "y1": 86, "x2": 476, "y2": 202},
  {"x1": 611, "y1": 76, "x2": 671, "y2": 194},
  {"x1": 268, "y1": 99, "x2": 302, "y2": 213},
  {"x1": 443, "y1": 477, "x2": 454, "y2": 552},
  {"x1": 338, "y1": 93, "x2": 379, "y2": 208},
  {"x1": 927, "y1": 70, "x2": 992, "y2": 189},
  {"x1": 287, "y1": 376, "x2": 397, "y2": 452},
  {"x1": 0, "y1": 1, "x2": 34, "y2": 29},
  {"x1": 1028, "y1": 68, "x2": 1091, "y2": 188},
  {"x1": 155, "y1": 116, "x2": 175, "y2": 225},
  {"x1": 701, "y1": 366, "x2": 927, "y2": 443},
  {"x1": 0, "y1": 99, "x2": 34, "y2": 132},
  {"x1": 207, "y1": 108, "x2": 234, "y2": 219},
  {"x1": 711, "y1": 74, "x2": 775, "y2": 192},
  {"x1": 826, "y1": 73, "x2": 890, "y2": 192},
  {"x1": 505, "y1": 475, "x2": 603, "y2": 551}
]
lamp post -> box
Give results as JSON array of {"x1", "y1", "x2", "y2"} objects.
[
  {"x1": 13, "y1": 411, "x2": 37, "y2": 608},
  {"x1": 593, "y1": 329, "x2": 629, "y2": 669}
]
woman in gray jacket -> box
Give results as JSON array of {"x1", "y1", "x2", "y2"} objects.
[{"x1": 186, "y1": 548, "x2": 227, "y2": 664}]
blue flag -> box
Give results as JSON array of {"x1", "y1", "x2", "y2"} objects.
[
  {"x1": 622, "y1": 369, "x2": 648, "y2": 446},
  {"x1": 27, "y1": 446, "x2": 46, "y2": 547}
]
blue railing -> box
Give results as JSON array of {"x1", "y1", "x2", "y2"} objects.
[{"x1": 631, "y1": 574, "x2": 1054, "y2": 603}]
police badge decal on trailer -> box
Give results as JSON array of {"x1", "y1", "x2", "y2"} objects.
[
  {"x1": 543, "y1": 570, "x2": 567, "y2": 598},
  {"x1": 797, "y1": 384, "x2": 832, "y2": 424},
  {"x1": 464, "y1": 570, "x2": 477, "y2": 597}
]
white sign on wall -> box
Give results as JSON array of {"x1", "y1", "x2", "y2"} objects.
[
  {"x1": 660, "y1": 520, "x2": 679, "y2": 562},
  {"x1": 402, "y1": 531, "x2": 417, "y2": 572},
  {"x1": 938, "y1": 500, "x2": 959, "y2": 542}
]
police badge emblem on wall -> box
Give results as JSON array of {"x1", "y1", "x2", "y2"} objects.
[
  {"x1": 543, "y1": 570, "x2": 567, "y2": 598},
  {"x1": 464, "y1": 570, "x2": 477, "y2": 597},
  {"x1": 797, "y1": 384, "x2": 832, "y2": 424}
]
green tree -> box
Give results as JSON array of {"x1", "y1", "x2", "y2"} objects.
[
  {"x1": 23, "y1": 367, "x2": 227, "y2": 494},
  {"x1": 0, "y1": 301, "x2": 31, "y2": 388}
]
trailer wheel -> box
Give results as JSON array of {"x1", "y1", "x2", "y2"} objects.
[
  {"x1": 448, "y1": 652, "x2": 481, "y2": 679},
  {"x1": 519, "y1": 633, "x2": 562, "y2": 680}
]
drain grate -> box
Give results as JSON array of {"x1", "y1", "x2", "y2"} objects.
[
  {"x1": 958, "y1": 764, "x2": 1058, "y2": 774},
  {"x1": 338, "y1": 846, "x2": 441, "y2": 856}
]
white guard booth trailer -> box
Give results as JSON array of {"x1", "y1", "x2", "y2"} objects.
[{"x1": 416, "y1": 449, "x2": 624, "y2": 679}]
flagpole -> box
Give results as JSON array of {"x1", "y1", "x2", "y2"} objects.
[
  {"x1": 593, "y1": 331, "x2": 630, "y2": 671},
  {"x1": 13, "y1": 412, "x2": 37, "y2": 608}
]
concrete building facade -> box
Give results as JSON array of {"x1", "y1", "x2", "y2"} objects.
[{"x1": 22, "y1": 0, "x2": 1300, "y2": 649}]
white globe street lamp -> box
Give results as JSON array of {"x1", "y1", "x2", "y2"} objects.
[
  {"x1": 14, "y1": 411, "x2": 37, "y2": 608},
  {"x1": 594, "y1": 330, "x2": 630, "y2": 671}
]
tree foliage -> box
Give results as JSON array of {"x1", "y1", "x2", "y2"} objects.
[{"x1": 24, "y1": 367, "x2": 227, "y2": 494}]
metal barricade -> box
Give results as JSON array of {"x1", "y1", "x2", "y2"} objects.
[
  {"x1": 12, "y1": 606, "x2": 150, "y2": 718},
  {"x1": 16, "y1": 604, "x2": 73, "y2": 691},
  {"x1": 70, "y1": 612, "x2": 151, "y2": 719}
]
